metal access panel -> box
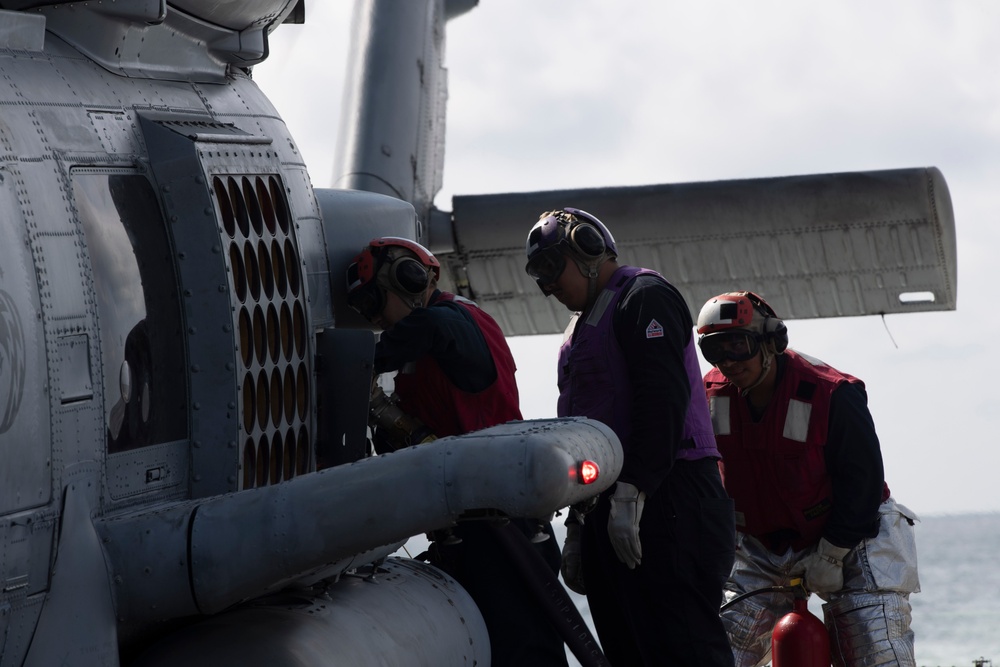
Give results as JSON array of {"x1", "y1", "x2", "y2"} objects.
[
  {"x1": 315, "y1": 328, "x2": 376, "y2": 469},
  {"x1": 139, "y1": 111, "x2": 319, "y2": 497},
  {"x1": 0, "y1": 166, "x2": 51, "y2": 514}
]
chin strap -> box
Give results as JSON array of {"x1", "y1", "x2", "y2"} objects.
[
  {"x1": 403, "y1": 292, "x2": 425, "y2": 310},
  {"x1": 585, "y1": 273, "x2": 600, "y2": 310},
  {"x1": 573, "y1": 254, "x2": 607, "y2": 312},
  {"x1": 740, "y1": 347, "x2": 774, "y2": 397}
]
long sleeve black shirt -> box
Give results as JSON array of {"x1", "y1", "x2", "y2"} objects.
[
  {"x1": 609, "y1": 274, "x2": 696, "y2": 497},
  {"x1": 373, "y1": 290, "x2": 497, "y2": 393},
  {"x1": 757, "y1": 355, "x2": 885, "y2": 550},
  {"x1": 821, "y1": 372, "x2": 885, "y2": 548}
]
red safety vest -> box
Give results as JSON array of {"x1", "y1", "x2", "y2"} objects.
[
  {"x1": 395, "y1": 292, "x2": 521, "y2": 437},
  {"x1": 704, "y1": 350, "x2": 862, "y2": 551}
]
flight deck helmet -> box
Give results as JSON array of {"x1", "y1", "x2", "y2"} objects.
[
  {"x1": 346, "y1": 237, "x2": 440, "y2": 320},
  {"x1": 696, "y1": 291, "x2": 788, "y2": 365},
  {"x1": 524, "y1": 208, "x2": 617, "y2": 290}
]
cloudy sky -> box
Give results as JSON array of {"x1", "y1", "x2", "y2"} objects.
[{"x1": 255, "y1": 1, "x2": 1000, "y2": 517}]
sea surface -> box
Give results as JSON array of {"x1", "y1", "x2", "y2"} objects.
[{"x1": 906, "y1": 512, "x2": 1000, "y2": 667}]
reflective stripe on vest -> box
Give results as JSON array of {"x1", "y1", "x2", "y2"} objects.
[{"x1": 705, "y1": 349, "x2": 861, "y2": 549}]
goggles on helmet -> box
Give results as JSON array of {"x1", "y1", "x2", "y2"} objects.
[
  {"x1": 345, "y1": 261, "x2": 385, "y2": 321},
  {"x1": 346, "y1": 237, "x2": 439, "y2": 322},
  {"x1": 698, "y1": 331, "x2": 762, "y2": 366},
  {"x1": 525, "y1": 246, "x2": 568, "y2": 286}
]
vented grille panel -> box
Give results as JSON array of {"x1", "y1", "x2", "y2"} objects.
[{"x1": 214, "y1": 174, "x2": 311, "y2": 489}]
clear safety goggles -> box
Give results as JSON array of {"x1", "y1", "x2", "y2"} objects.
[
  {"x1": 525, "y1": 247, "x2": 567, "y2": 286},
  {"x1": 698, "y1": 331, "x2": 761, "y2": 365},
  {"x1": 346, "y1": 279, "x2": 386, "y2": 321}
]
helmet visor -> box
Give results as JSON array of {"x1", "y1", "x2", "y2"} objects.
[
  {"x1": 347, "y1": 280, "x2": 385, "y2": 321},
  {"x1": 525, "y1": 247, "x2": 567, "y2": 285},
  {"x1": 699, "y1": 332, "x2": 761, "y2": 365}
]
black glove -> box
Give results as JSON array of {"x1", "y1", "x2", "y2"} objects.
[{"x1": 561, "y1": 523, "x2": 585, "y2": 594}]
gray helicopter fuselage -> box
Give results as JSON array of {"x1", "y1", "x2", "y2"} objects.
[{"x1": 0, "y1": 5, "x2": 622, "y2": 665}]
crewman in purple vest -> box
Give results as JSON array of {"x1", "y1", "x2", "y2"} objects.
[
  {"x1": 696, "y1": 291, "x2": 920, "y2": 667},
  {"x1": 346, "y1": 237, "x2": 568, "y2": 667},
  {"x1": 524, "y1": 209, "x2": 736, "y2": 666}
]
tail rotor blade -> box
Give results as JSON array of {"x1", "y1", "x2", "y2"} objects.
[{"x1": 444, "y1": 167, "x2": 956, "y2": 336}]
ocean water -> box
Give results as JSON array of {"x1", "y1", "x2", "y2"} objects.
[{"x1": 908, "y1": 512, "x2": 1000, "y2": 667}]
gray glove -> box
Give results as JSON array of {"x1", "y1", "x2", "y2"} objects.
[
  {"x1": 794, "y1": 537, "x2": 851, "y2": 593},
  {"x1": 607, "y1": 481, "x2": 646, "y2": 569},
  {"x1": 561, "y1": 522, "x2": 586, "y2": 594}
]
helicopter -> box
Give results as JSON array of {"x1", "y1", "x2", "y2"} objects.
[{"x1": 0, "y1": 1, "x2": 955, "y2": 666}]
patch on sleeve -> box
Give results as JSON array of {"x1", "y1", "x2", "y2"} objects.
[{"x1": 645, "y1": 319, "x2": 664, "y2": 339}]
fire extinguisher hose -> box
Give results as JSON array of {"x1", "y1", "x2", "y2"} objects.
[
  {"x1": 720, "y1": 579, "x2": 807, "y2": 612},
  {"x1": 490, "y1": 522, "x2": 611, "y2": 667}
]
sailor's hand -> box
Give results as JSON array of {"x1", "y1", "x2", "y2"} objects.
[
  {"x1": 793, "y1": 537, "x2": 851, "y2": 593},
  {"x1": 607, "y1": 481, "x2": 646, "y2": 569},
  {"x1": 561, "y1": 523, "x2": 586, "y2": 594}
]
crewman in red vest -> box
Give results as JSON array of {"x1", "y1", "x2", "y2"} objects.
[
  {"x1": 346, "y1": 237, "x2": 568, "y2": 667},
  {"x1": 697, "y1": 291, "x2": 920, "y2": 667}
]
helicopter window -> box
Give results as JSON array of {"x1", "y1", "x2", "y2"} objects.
[{"x1": 74, "y1": 171, "x2": 188, "y2": 452}]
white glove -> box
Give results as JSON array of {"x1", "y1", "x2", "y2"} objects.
[
  {"x1": 561, "y1": 523, "x2": 586, "y2": 594},
  {"x1": 607, "y1": 481, "x2": 646, "y2": 569},
  {"x1": 794, "y1": 537, "x2": 851, "y2": 593}
]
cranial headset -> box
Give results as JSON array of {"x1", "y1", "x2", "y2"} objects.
[
  {"x1": 749, "y1": 292, "x2": 788, "y2": 355},
  {"x1": 346, "y1": 237, "x2": 440, "y2": 320},
  {"x1": 524, "y1": 208, "x2": 616, "y2": 287},
  {"x1": 565, "y1": 218, "x2": 608, "y2": 259},
  {"x1": 697, "y1": 291, "x2": 787, "y2": 365}
]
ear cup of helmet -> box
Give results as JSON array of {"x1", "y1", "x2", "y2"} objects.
[
  {"x1": 762, "y1": 316, "x2": 788, "y2": 354},
  {"x1": 568, "y1": 223, "x2": 607, "y2": 259},
  {"x1": 386, "y1": 256, "x2": 431, "y2": 296},
  {"x1": 742, "y1": 291, "x2": 787, "y2": 354}
]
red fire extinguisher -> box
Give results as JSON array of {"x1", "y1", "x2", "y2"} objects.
[{"x1": 771, "y1": 594, "x2": 830, "y2": 667}]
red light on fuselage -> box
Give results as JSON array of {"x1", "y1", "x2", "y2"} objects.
[{"x1": 577, "y1": 460, "x2": 600, "y2": 485}]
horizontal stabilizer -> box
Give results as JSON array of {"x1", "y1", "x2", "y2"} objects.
[{"x1": 445, "y1": 167, "x2": 956, "y2": 335}]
